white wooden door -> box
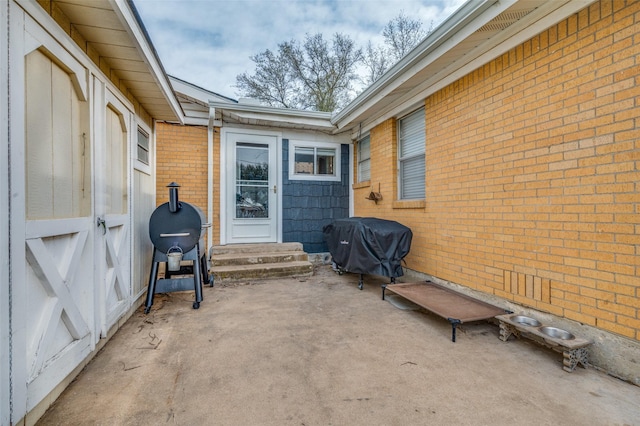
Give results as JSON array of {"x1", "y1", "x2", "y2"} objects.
[
  {"x1": 95, "y1": 89, "x2": 132, "y2": 335},
  {"x1": 22, "y1": 40, "x2": 94, "y2": 410},
  {"x1": 225, "y1": 131, "x2": 278, "y2": 243}
]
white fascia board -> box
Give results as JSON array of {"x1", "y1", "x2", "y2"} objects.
[
  {"x1": 209, "y1": 101, "x2": 336, "y2": 131},
  {"x1": 183, "y1": 116, "x2": 210, "y2": 126},
  {"x1": 111, "y1": 0, "x2": 184, "y2": 123},
  {"x1": 170, "y1": 76, "x2": 237, "y2": 105},
  {"x1": 332, "y1": 0, "x2": 504, "y2": 128}
]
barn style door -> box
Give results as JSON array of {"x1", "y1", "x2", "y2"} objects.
[
  {"x1": 95, "y1": 88, "x2": 132, "y2": 335},
  {"x1": 22, "y1": 38, "x2": 94, "y2": 410}
]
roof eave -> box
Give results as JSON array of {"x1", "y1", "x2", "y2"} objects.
[
  {"x1": 209, "y1": 101, "x2": 336, "y2": 132},
  {"x1": 114, "y1": 0, "x2": 184, "y2": 123}
]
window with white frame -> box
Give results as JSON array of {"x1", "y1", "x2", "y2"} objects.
[
  {"x1": 357, "y1": 134, "x2": 370, "y2": 182},
  {"x1": 289, "y1": 140, "x2": 341, "y2": 181},
  {"x1": 398, "y1": 108, "x2": 425, "y2": 200}
]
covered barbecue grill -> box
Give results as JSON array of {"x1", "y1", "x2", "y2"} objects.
[
  {"x1": 144, "y1": 182, "x2": 212, "y2": 313},
  {"x1": 323, "y1": 217, "x2": 412, "y2": 289}
]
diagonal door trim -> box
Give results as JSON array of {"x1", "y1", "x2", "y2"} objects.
[
  {"x1": 25, "y1": 226, "x2": 91, "y2": 377},
  {"x1": 104, "y1": 215, "x2": 129, "y2": 308}
]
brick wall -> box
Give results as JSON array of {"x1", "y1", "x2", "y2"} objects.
[
  {"x1": 155, "y1": 122, "x2": 213, "y2": 245},
  {"x1": 356, "y1": 1, "x2": 640, "y2": 341}
]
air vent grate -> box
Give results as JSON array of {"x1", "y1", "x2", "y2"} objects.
[{"x1": 478, "y1": 9, "x2": 535, "y2": 32}]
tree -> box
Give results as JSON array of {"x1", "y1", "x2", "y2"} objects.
[
  {"x1": 383, "y1": 11, "x2": 429, "y2": 62},
  {"x1": 361, "y1": 41, "x2": 390, "y2": 86},
  {"x1": 236, "y1": 33, "x2": 362, "y2": 112},
  {"x1": 235, "y1": 49, "x2": 299, "y2": 109},
  {"x1": 236, "y1": 13, "x2": 431, "y2": 110},
  {"x1": 361, "y1": 11, "x2": 431, "y2": 86}
]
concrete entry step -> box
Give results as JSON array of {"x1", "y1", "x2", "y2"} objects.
[
  {"x1": 211, "y1": 242, "x2": 304, "y2": 256},
  {"x1": 210, "y1": 243, "x2": 313, "y2": 283},
  {"x1": 211, "y1": 250, "x2": 309, "y2": 267}
]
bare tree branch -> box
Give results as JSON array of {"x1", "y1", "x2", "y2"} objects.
[{"x1": 235, "y1": 13, "x2": 431, "y2": 110}]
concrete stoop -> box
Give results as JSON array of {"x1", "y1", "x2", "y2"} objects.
[{"x1": 210, "y1": 242, "x2": 314, "y2": 283}]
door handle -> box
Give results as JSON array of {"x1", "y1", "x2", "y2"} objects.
[
  {"x1": 96, "y1": 217, "x2": 106, "y2": 235},
  {"x1": 273, "y1": 185, "x2": 277, "y2": 194}
]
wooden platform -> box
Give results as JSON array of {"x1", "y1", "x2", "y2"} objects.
[
  {"x1": 496, "y1": 314, "x2": 593, "y2": 372},
  {"x1": 382, "y1": 281, "x2": 507, "y2": 342}
]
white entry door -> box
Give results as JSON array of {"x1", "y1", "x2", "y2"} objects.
[{"x1": 225, "y1": 132, "x2": 278, "y2": 243}]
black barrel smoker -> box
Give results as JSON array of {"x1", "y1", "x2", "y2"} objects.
[{"x1": 144, "y1": 183, "x2": 212, "y2": 313}]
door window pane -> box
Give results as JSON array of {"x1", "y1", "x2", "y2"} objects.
[{"x1": 236, "y1": 143, "x2": 269, "y2": 218}]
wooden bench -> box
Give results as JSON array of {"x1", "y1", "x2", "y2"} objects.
[{"x1": 496, "y1": 314, "x2": 593, "y2": 372}]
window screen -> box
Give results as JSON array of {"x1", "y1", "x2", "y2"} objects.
[
  {"x1": 398, "y1": 108, "x2": 425, "y2": 200},
  {"x1": 358, "y1": 135, "x2": 371, "y2": 182}
]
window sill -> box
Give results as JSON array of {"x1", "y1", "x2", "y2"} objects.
[
  {"x1": 352, "y1": 181, "x2": 370, "y2": 189},
  {"x1": 392, "y1": 199, "x2": 425, "y2": 209}
]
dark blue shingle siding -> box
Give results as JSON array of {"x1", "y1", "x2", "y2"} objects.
[{"x1": 282, "y1": 141, "x2": 350, "y2": 253}]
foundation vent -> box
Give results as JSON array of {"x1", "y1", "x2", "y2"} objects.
[{"x1": 503, "y1": 270, "x2": 550, "y2": 303}]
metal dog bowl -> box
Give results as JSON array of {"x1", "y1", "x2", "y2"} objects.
[
  {"x1": 510, "y1": 315, "x2": 541, "y2": 327},
  {"x1": 539, "y1": 326, "x2": 575, "y2": 340}
]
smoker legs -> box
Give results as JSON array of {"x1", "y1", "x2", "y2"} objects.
[
  {"x1": 145, "y1": 247, "x2": 206, "y2": 313},
  {"x1": 200, "y1": 250, "x2": 213, "y2": 287},
  {"x1": 144, "y1": 249, "x2": 160, "y2": 314},
  {"x1": 192, "y1": 253, "x2": 203, "y2": 310}
]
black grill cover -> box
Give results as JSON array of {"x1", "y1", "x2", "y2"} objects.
[{"x1": 323, "y1": 217, "x2": 412, "y2": 278}]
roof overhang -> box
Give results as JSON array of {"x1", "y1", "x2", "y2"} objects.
[
  {"x1": 332, "y1": 0, "x2": 597, "y2": 136},
  {"x1": 170, "y1": 76, "x2": 236, "y2": 126},
  {"x1": 209, "y1": 101, "x2": 337, "y2": 133},
  {"x1": 48, "y1": 0, "x2": 183, "y2": 122}
]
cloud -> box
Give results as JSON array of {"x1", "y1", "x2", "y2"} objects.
[{"x1": 135, "y1": 0, "x2": 466, "y2": 98}]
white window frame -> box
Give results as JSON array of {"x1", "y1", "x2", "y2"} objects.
[
  {"x1": 397, "y1": 108, "x2": 426, "y2": 200},
  {"x1": 357, "y1": 134, "x2": 371, "y2": 183},
  {"x1": 289, "y1": 140, "x2": 341, "y2": 182}
]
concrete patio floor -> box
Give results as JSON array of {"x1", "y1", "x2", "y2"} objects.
[{"x1": 37, "y1": 265, "x2": 640, "y2": 425}]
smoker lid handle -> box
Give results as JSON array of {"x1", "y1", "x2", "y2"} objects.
[
  {"x1": 160, "y1": 232, "x2": 190, "y2": 237},
  {"x1": 202, "y1": 223, "x2": 212, "y2": 228}
]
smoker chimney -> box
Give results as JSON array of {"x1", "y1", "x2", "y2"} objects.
[{"x1": 168, "y1": 182, "x2": 180, "y2": 213}]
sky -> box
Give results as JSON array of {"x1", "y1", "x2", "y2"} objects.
[{"x1": 134, "y1": 0, "x2": 467, "y2": 100}]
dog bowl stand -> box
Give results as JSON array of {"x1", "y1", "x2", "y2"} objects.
[{"x1": 495, "y1": 314, "x2": 593, "y2": 373}]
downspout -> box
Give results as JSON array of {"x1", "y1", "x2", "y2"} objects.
[{"x1": 207, "y1": 107, "x2": 214, "y2": 251}]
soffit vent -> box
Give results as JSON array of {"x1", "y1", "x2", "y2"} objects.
[{"x1": 478, "y1": 9, "x2": 535, "y2": 32}]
